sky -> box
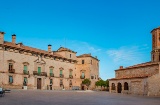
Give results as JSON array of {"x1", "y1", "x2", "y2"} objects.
[{"x1": 0, "y1": 0, "x2": 160, "y2": 80}]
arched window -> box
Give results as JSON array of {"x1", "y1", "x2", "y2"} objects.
[
  {"x1": 111, "y1": 83, "x2": 115, "y2": 90},
  {"x1": 124, "y1": 82, "x2": 129, "y2": 90}
]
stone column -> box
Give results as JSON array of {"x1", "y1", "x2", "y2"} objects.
[
  {"x1": 115, "y1": 86, "x2": 117, "y2": 93},
  {"x1": 109, "y1": 86, "x2": 111, "y2": 93},
  {"x1": 122, "y1": 86, "x2": 124, "y2": 94}
]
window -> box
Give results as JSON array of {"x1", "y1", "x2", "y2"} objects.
[
  {"x1": 23, "y1": 77, "x2": 27, "y2": 86},
  {"x1": 50, "y1": 69, "x2": 53, "y2": 74},
  {"x1": 9, "y1": 63, "x2": 13, "y2": 70},
  {"x1": 69, "y1": 80, "x2": 72, "y2": 85},
  {"x1": 70, "y1": 54, "x2": 72, "y2": 58},
  {"x1": 38, "y1": 67, "x2": 41, "y2": 74},
  {"x1": 82, "y1": 72, "x2": 85, "y2": 78},
  {"x1": 60, "y1": 70, "x2": 63, "y2": 75},
  {"x1": 9, "y1": 76, "x2": 13, "y2": 84},
  {"x1": 111, "y1": 83, "x2": 115, "y2": 90},
  {"x1": 82, "y1": 60, "x2": 84, "y2": 64},
  {"x1": 24, "y1": 65, "x2": 27, "y2": 71},
  {"x1": 91, "y1": 76, "x2": 94, "y2": 79},
  {"x1": 50, "y1": 79, "x2": 53, "y2": 84},
  {"x1": 70, "y1": 71, "x2": 72, "y2": 75},
  {"x1": 91, "y1": 60, "x2": 92, "y2": 65},
  {"x1": 60, "y1": 79, "x2": 63, "y2": 86}
]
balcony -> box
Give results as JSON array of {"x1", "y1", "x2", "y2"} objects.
[
  {"x1": 69, "y1": 75, "x2": 73, "y2": 79},
  {"x1": 69, "y1": 82, "x2": 72, "y2": 86},
  {"x1": 80, "y1": 76, "x2": 85, "y2": 79},
  {"x1": 60, "y1": 83, "x2": 63, "y2": 86},
  {"x1": 41, "y1": 72, "x2": 47, "y2": 77},
  {"x1": 50, "y1": 73, "x2": 54, "y2": 77},
  {"x1": 9, "y1": 69, "x2": 15, "y2": 73},
  {"x1": 33, "y1": 71, "x2": 47, "y2": 77},
  {"x1": 59, "y1": 74, "x2": 64, "y2": 78},
  {"x1": 23, "y1": 70, "x2": 29, "y2": 75},
  {"x1": 33, "y1": 71, "x2": 38, "y2": 75}
]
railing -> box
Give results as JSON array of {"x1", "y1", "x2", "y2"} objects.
[
  {"x1": 50, "y1": 73, "x2": 54, "y2": 77},
  {"x1": 33, "y1": 71, "x2": 47, "y2": 77},
  {"x1": 80, "y1": 76, "x2": 85, "y2": 79},
  {"x1": 69, "y1": 75, "x2": 73, "y2": 79},
  {"x1": 33, "y1": 71, "x2": 38, "y2": 75},
  {"x1": 23, "y1": 70, "x2": 29, "y2": 75},
  {"x1": 69, "y1": 83, "x2": 72, "y2": 85},
  {"x1": 9, "y1": 69, "x2": 15, "y2": 73},
  {"x1": 41, "y1": 72, "x2": 47, "y2": 77},
  {"x1": 60, "y1": 74, "x2": 64, "y2": 78},
  {"x1": 60, "y1": 83, "x2": 63, "y2": 86}
]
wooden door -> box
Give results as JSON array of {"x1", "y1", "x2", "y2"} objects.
[{"x1": 37, "y1": 78, "x2": 41, "y2": 89}]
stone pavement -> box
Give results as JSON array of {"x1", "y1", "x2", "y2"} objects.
[{"x1": 0, "y1": 90, "x2": 160, "y2": 105}]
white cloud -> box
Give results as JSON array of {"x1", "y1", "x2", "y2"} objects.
[
  {"x1": 106, "y1": 45, "x2": 150, "y2": 66},
  {"x1": 68, "y1": 41, "x2": 102, "y2": 56}
]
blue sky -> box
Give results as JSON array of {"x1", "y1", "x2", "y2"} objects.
[{"x1": 0, "y1": 0, "x2": 160, "y2": 80}]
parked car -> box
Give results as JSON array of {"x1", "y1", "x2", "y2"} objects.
[{"x1": 0, "y1": 87, "x2": 5, "y2": 97}]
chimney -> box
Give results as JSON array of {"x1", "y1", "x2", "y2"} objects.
[
  {"x1": 0, "y1": 32, "x2": 5, "y2": 44},
  {"x1": 48, "y1": 44, "x2": 52, "y2": 53},
  {"x1": 12, "y1": 34, "x2": 16, "y2": 44},
  {"x1": 119, "y1": 66, "x2": 123, "y2": 69}
]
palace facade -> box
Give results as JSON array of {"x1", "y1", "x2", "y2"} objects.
[
  {"x1": 0, "y1": 33, "x2": 99, "y2": 90},
  {"x1": 109, "y1": 27, "x2": 160, "y2": 96}
]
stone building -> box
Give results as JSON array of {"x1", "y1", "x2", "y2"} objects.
[
  {"x1": 0, "y1": 32, "x2": 99, "y2": 90},
  {"x1": 109, "y1": 27, "x2": 160, "y2": 96}
]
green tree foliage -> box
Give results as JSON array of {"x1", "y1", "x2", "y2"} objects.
[
  {"x1": 95, "y1": 79, "x2": 109, "y2": 88},
  {"x1": 106, "y1": 79, "x2": 109, "y2": 88},
  {"x1": 82, "y1": 79, "x2": 91, "y2": 87}
]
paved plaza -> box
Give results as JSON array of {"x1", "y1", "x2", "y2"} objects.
[{"x1": 0, "y1": 90, "x2": 160, "y2": 105}]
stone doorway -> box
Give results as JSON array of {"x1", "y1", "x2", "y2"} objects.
[
  {"x1": 37, "y1": 78, "x2": 41, "y2": 89},
  {"x1": 117, "y1": 83, "x2": 122, "y2": 93},
  {"x1": 81, "y1": 86, "x2": 85, "y2": 90}
]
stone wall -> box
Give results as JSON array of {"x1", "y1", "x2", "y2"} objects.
[
  {"x1": 148, "y1": 73, "x2": 160, "y2": 96},
  {"x1": 109, "y1": 78, "x2": 148, "y2": 95},
  {"x1": 115, "y1": 65, "x2": 159, "y2": 79},
  {"x1": 0, "y1": 44, "x2": 99, "y2": 90},
  {"x1": 76, "y1": 57, "x2": 99, "y2": 89}
]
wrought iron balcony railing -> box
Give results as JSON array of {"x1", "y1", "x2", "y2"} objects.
[
  {"x1": 69, "y1": 82, "x2": 72, "y2": 85},
  {"x1": 80, "y1": 76, "x2": 85, "y2": 79},
  {"x1": 9, "y1": 69, "x2": 15, "y2": 73},
  {"x1": 23, "y1": 70, "x2": 29, "y2": 75},
  {"x1": 50, "y1": 73, "x2": 54, "y2": 77},
  {"x1": 60, "y1": 74, "x2": 64, "y2": 78},
  {"x1": 69, "y1": 75, "x2": 73, "y2": 79},
  {"x1": 33, "y1": 71, "x2": 47, "y2": 77}
]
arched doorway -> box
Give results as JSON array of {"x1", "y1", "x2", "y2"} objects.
[
  {"x1": 124, "y1": 82, "x2": 129, "y2": 90},
  {"x1": 111, "y1": 83, "x2": 115, "y2": 90},
  {"x1": 117, "y1": 82, "x2": 122, "y2": 93}
]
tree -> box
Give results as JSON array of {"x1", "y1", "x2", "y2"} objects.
[
  {"x1": 95, "y1": 79, "x2": 109, "y2": 91},
  {"x1": 106, "y1": 79, "x2": 109, "y2": 88},
  {"x1": 82, "y1": 79, "x2": 91, "y2": 89}
]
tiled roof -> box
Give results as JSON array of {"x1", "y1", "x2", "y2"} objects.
[
  {"x1": 57, "y1": 47, "x2": 77, "y2": 53},
  {"x1": 77, "y1": 54, "x2": 99, "y2": 61},
  {"x1": 110, "y1": 69, "x2": 158, "y2": 80},
  {"x1": 3, "y1": 42, "x2": 63, "y2": 58},
  {"x1": 115, "y1": 62, "x2": 159, "y2": 71},
  {"x1": 109, "y1": 76, "x2": 149, "y2": 80}
]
